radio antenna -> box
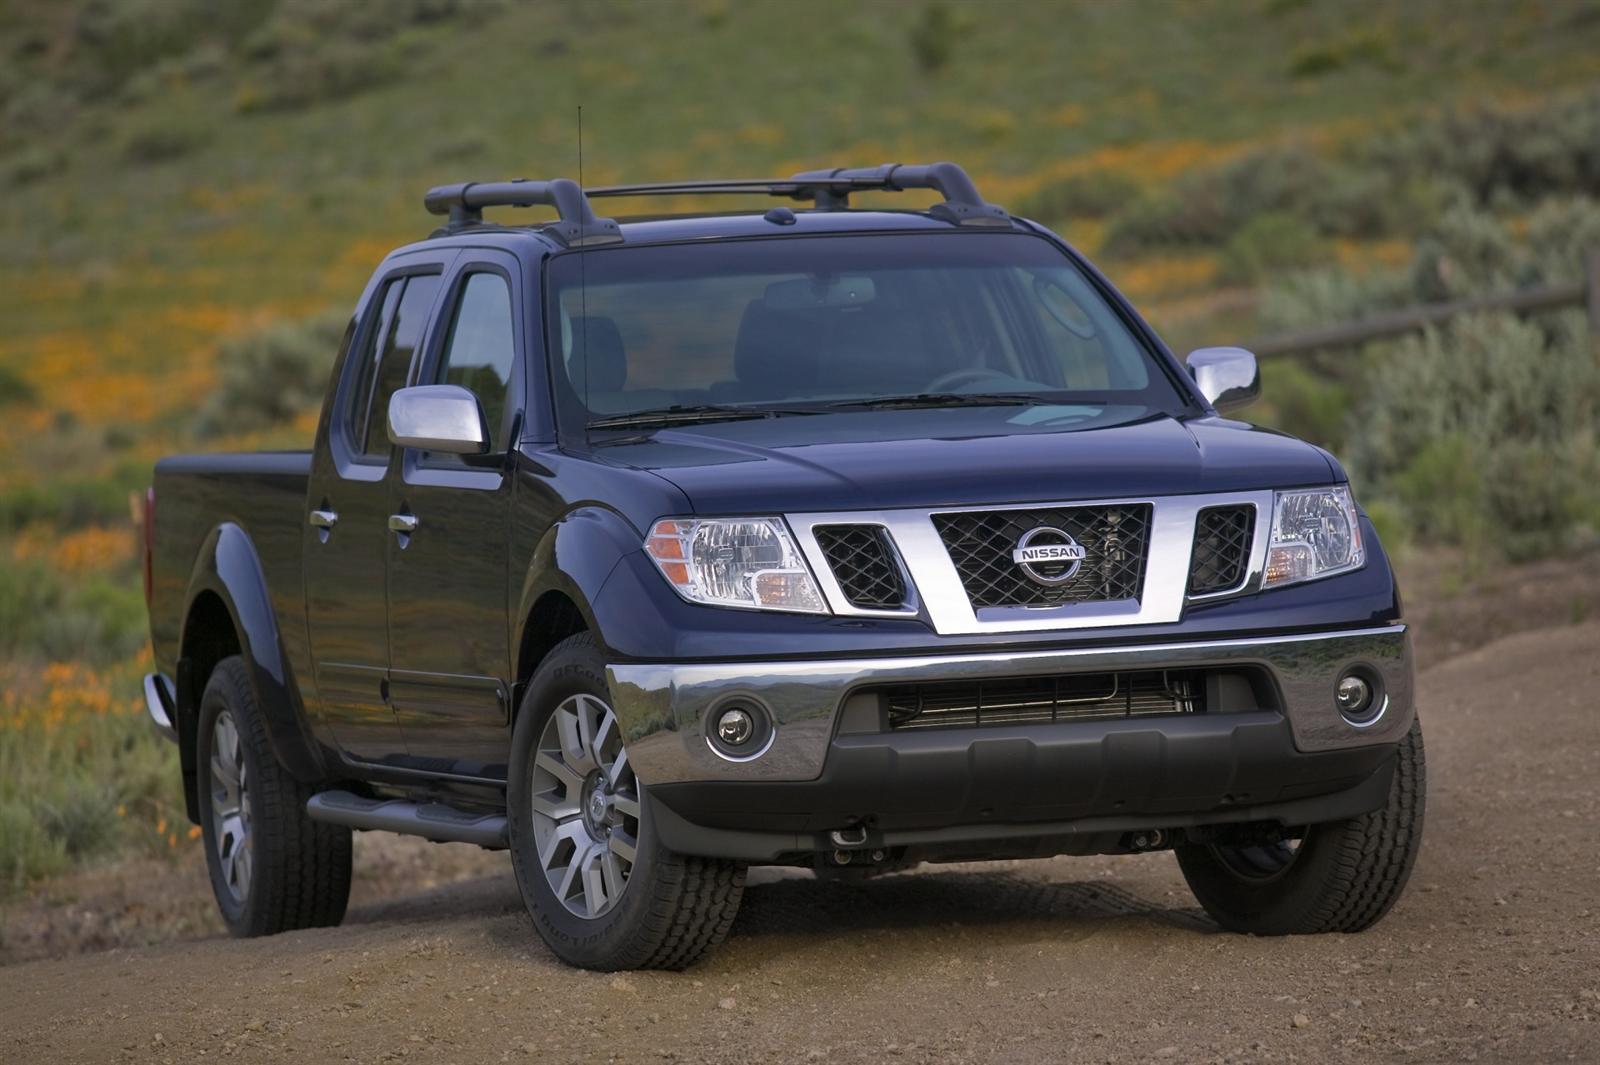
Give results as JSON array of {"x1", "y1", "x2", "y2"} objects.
[{"x1": 577, "y1": 104, "x2": 590, "y2": 422}]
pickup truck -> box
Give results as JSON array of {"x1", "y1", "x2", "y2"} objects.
[{"x1": 143, "y1": 163, "x2": 1423, "y2": 971}]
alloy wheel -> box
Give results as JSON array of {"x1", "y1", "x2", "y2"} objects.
[
  {"x1": 209, "y1": 710, "x2": 253, "y2": 904},
  {"x1": 529, "y1": 694, "x2": 641, "y2": 919}
]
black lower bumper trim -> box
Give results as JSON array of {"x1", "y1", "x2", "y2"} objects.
[{"x1": 648, "y1": 712, "x2": 1398, "y2": 862}]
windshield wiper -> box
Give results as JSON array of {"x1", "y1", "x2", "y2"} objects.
[
  {"x1": 823, "y1": 392, "x2": 1046, "y2": 411},
  {"x1": 588, "y1": 404, "x2": 820, "y2": 430}
]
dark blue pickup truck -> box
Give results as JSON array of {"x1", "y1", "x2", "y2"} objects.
[{"x1": 142, "y1": 163, "x2": 1423, "y2": 970}]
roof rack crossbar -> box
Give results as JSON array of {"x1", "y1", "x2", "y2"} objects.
[
  {"x1": 588, "y1": 162, "x2": 1012, "y2": 228},
  {"x1": 422, "y1": 178, "x2": 622, "y2": 246}
]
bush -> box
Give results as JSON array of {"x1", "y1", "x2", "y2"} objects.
[
  {"x1": 0, "y1": 802, "x2": 67, "y2": 894},
  {"x1": 0, "y1": 362, "x2": 34, "y2": 405},
  {"x1": 1366, "y1": 89, "x2": 1600, "y2": 209},
  {"x1": 0, "y1": 563, "x2": 147, "y2": 665},
  {"x1": 1220, "y1": 211, "x2": 1321, "y2": 282},
  {"x1": 1348, "y1": 311, "x2": 1600, "y2": 559},
  {"x1": 120, "y1": 114, "x2": 210, "y2": 164},
  {"x1": 1016, "y1": 170, "x2": 1139, "y2": 226},
  {"x1": 908, "y1": 2, "x2": 958, "y2": 76},
  {"x1": 194, "y1": 311, "x2": 349, "y2": 438}
]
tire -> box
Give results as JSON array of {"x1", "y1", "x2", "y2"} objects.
[
  {"x1": 1176, "y1": 716, "x2": 1426, "y2": 935},
  {"x1": 196, "y1": 656, "x2": 352, "y2": 936},
  {"x1": 507, "y1": 633, "x2": 745, "y2": 970}
]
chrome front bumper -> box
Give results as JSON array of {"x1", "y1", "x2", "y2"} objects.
[{"x1": 608, "y1": 624, "x2": 1414, "y2": 787}]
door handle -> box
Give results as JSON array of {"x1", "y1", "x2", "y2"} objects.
[
  {"x1": 388, "y1": 513, "x2": 419, "y2": 534},
  {"x1": 309, "y1": 509, "x2": 339, "y2": 529}
]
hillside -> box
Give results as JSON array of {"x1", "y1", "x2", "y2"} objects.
[{"x1": 2, "y1": 0, "x2": 1600, "y2": 896}]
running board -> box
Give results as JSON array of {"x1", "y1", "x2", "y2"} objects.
[{"x1": 305, "y1": 790, "x2": 508, "y2": 848}]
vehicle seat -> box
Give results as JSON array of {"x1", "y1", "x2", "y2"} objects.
[
  {"x1": 730, "y1": 301, "x2": 824, "y2": 401},
  {"x1": 568, "y1": 316, "x2": 668, "y2": 413}
]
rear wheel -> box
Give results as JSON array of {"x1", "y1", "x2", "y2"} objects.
[
  {"x1": 196, "y1": 656, "x2": 352, "y2": 936},
  {"x1": 507, "y1": 634, "x2": 745, "y2": 970},
  {"x1": 1176, "y1": 717, "x2": 1426, "y2": 935}
]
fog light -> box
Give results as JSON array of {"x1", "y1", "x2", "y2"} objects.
[
  {"x1": 1336, "y1": 673, "x2": 1374, "y2": 719},
  {"x1": 706, "y1": 699, "x2": 773, "y2": 761},
  {"x1": 715, "y1": 707, "x2": 754, "y2": 747}
]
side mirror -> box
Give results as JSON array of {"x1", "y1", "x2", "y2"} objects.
[
  {"x1": 387, "y1": 385, "x2": 489, "y2": 454},
  {"x1": 1185, "y1": 347, "x2": 1260, "y2": 413}
]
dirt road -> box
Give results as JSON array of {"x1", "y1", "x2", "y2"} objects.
[{"x1": 4, "y1": 622, "x2": 1598, "y2": 1064}]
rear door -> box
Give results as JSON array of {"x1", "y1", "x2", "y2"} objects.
[
  {"x1": 385, "y1": 251, "x2": 524, "y2": 779},
  {"x1": 304, "y1": 255, "x2": 450, "y2": 766}
]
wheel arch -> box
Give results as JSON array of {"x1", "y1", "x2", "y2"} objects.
[
  {"x1": 510, "y1": 506, "x2": 642, "y2": 716},
  {"x1": 176, "y1": 523, "x2": 327, "y2": 820}
]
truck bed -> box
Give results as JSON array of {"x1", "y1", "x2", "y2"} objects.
[{"x1": 147, "y1": 451, "x2": 312, "y2": 679}]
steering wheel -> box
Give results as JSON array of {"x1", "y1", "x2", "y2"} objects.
[{"x1": 924, "y1": 367, "x2": 1013, "y2": 393}]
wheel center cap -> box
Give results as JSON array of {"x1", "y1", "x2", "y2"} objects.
[{"x1": 581, "y1": 773, "x2": 611, "y2": 834}]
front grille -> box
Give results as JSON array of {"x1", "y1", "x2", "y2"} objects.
[
  {"x1": 933, "y1": 504, "x2": 1153, "y2": 608},
  {"x1": 814, "y1": 524, "x2": 907, "y2": 610},
  {"x1": 1188, "y1": 505, "x2": 1255, "y2": 595},
  {"x1": 882, "y1": 669, "x2": 1204, "y2": 731}
]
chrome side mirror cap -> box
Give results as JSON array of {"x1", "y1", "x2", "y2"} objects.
[
  {"x1": 1185, "y1": 347, "x2": 1260, "y2": 413},
  {"x1": 387, "y1": 384, "x2": 489, "y2": 454}
]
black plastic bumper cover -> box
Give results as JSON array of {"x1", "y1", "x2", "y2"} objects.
[{"x1": 648, "y1": 711, "x2": 1396, "y2": 862}]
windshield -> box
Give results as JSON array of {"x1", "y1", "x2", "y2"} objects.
[{"x1": 545, "y1": 232, "x2": 1191, "y2": 429}]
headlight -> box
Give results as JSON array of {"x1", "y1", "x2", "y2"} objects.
[
  {"x1": 644, "y1": 517, "x2": 827, "y2": 614},
  {"x1": 1263, "y1": 486, "x2": 1365, "y2": 588}
]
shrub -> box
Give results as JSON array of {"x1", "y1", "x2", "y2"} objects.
[
  {"x1": 0, "y1": 563, "x2": 147, "y2": 665},
  {"x1": 1016, "y1": 170, "x2": 1139, "y2": 226},
  {"x1": 1220, "y1": 211, "x2": 1321, "y2": 282},
  {"x1": 0, "y1": 801, "x2": 67, "y2": 894},
  {"x1": 908, "y1": 2, "x2": 958, "y2": 76},
  {"x1": 1348, "y1": 311, "x2": 1600, "y2": 559},
  {"x1": 0, "y1": 362, "x2": 34, "y2": 405},
  {"x1": 120, "y1": 114, "x2": 211, "y2": 164},
  {"x1": 194, "y1": 310, "x2": 349, "y2": 438}
]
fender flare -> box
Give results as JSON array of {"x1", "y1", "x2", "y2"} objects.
[
  {"x1": 511, "y1": 506, "x2": 641, "y2": 686},
  {"x1": 179, "y1": 523, "x2": 326, "y2": 786}
]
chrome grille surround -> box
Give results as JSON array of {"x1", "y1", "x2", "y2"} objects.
[{"x1": 788, "y1": 491, "x2": 1275, "y2": 635}]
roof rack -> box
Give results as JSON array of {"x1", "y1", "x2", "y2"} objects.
[
  {"x1": 422, "y1": 179, "x2": 622, "y2": 245},
  {"x1": 590, "y1": 162, "x2": 1011, "y2": 227},
  {"x1": 423, "y1": 162, "x2": 1009, "y2": 243},
  {"x1": 588, "y1": 162, "x2": 1009, "y2": 227}
]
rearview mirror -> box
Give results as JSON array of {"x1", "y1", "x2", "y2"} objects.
[
  {"x1": 387, "y1": 385, "x2": 489, "y2": 454},
  {"x1": 1185, "y1": 347, "x2": 1260, "y2": 413},
  {"x1": 764, "y1": 275, "x2": 876, "y2": 310}
]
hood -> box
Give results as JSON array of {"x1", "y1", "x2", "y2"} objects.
[{"x1": 591, "y1": 405, "x2": 1337, "y2": 514}]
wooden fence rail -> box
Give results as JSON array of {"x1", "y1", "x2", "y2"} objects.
[{"x1": 1245, "y1": 250, "x2": 1600, "y2": 357}]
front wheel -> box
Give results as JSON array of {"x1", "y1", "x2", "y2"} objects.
[
  {"x1": 507, "y1": 634, "x2": 745, "y2": 970},
  {"x1": 1177, "y1": 717, "x2": 1426, "y2": 935}
]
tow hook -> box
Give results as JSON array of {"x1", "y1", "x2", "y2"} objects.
[
  {"x1": 1129, "y1": 829, "x2": 1167, "y2": 851},
  {"x1": 829, "y1": 825, "x2": 869, "y2": 848}
]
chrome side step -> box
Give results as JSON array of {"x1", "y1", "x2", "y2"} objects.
[{"x1": 305, "y1": 790, "x2": 508, "y2": 848}]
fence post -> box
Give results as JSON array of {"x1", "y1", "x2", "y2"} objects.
[{"x1": 1587, "y1": 247, "x2": 1600, "y2": 343}]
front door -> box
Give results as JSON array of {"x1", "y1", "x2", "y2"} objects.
[
  {"x1": 385, "y1": 254, "x2": 522, "y2": 779},
  {"x1": 304, "y1": 260, "x2": 448, "y2": 766}
]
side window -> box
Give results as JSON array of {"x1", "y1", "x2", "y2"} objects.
[
  {"x1": 435, "y1": 272, "x2": 516, "y2": 452},
  {"x1": 361, "y1": 274, "x2": 441, "y2": 458},
  {"x1": 345, "y1": 280, "x2": 403, "y2": 450}
]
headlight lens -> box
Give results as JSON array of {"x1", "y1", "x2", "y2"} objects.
[
  {"x1": 644, "y1": 518, "x2": 827, "y2": 613},
  {"x1": 1264, "y1": 486, "x2": 1365, "y2": 588}
]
